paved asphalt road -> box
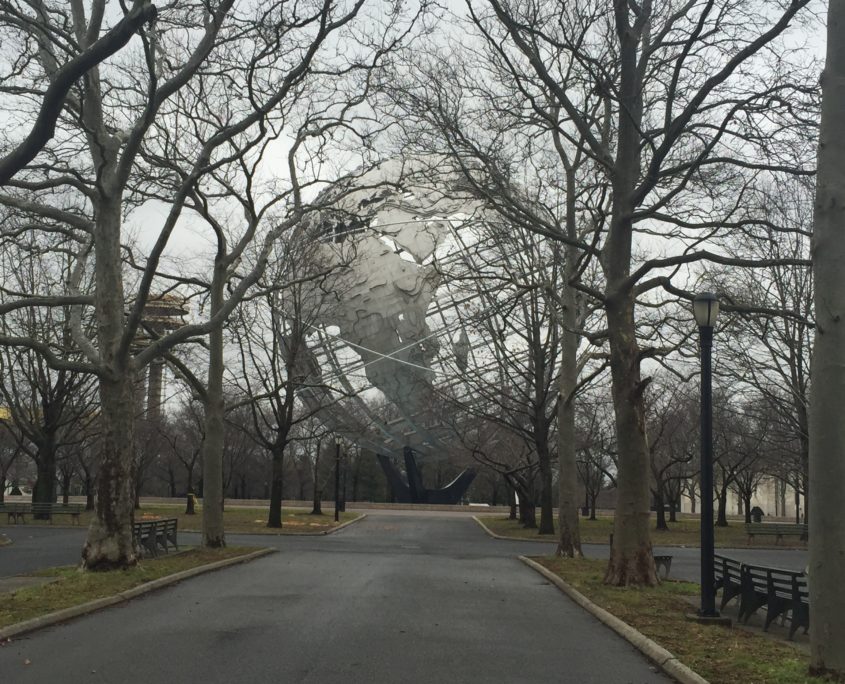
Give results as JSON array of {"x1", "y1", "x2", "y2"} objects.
[
  {"x1": 0, "y1": 514, "x2": 671, "y2": 684},
  {"x1": 0, "y1": 513, "x2": 808, "y2": 683}
]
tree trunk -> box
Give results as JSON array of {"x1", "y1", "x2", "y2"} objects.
[
  {"x1": 589, "y1": 494, "x2": 597, "y2": 521},
  {"x1": 810, "y1": 5, "x2": 845, "y2": 671},
  {"x1": 32, "y1": 443, "x2": 57, "y2": 519},
  {"x1": 506, "y1": 481, "x2": 517, "y2": 520},
  {"x1": 311, "y1": 488, "x2": 323, "y2": 515},
  {"x1": 601, "y1": 4, "x2": 656, "y2": 588},
  {"x1": 603, "y1": 296, "x2": 656, "y2": 586},
  {"x1": 556, "y1": 255, "x2": 582, "y2": 557},
  {"x1": 82, "y1": 373, "x2": 137, "y2": 570},
  {"x1": 716, "y1": 489, "x2": 728, "y2": 527},
  {"x1": 654, "y1": 491, "x2": 668, "y2": 531},
  {"x1": 84, "y1": 474, "x2": 94, "y2": 510},
  {"x1": 668, "y1": 497, "x2": 677, "y2": 524},
  {"x1": 267, "y1": 447, "x2": 284, "y2": 528},
  {"x1": 743, "y1": 493, "x2": 752, "y2": 524},
  {"x1": 201, "y1": 266, "x2": 226, "y2": 548},
  {"x1": 520, "y1": 500, "x2": 537, "y2": 529},
  {"x1": 537, "y1": 442, "x2": 555, "y2": 535}
]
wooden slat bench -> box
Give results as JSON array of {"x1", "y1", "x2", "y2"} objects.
[
  {"x1": 745, "y1": 523, "x2": 807, "y2": 545},
  {"x1": 30, "y1": 502, "x2": 84, "y2": 524},
  {"x1": 154, "y1": 518, "x2": 178, "y2": 554},
  {"x1": 714, "y1": 554, "x2": 743, "y2": 610},
  {"x1": 0, "y1": 502, "x2": 84, "y2": 524},
  {"x1": 0, "y1": 502, "x2": 29, "y2": 523},
  {"x1": 653, "y1": 555, "x2": 673, "y2": 579},
  {"x1": 738, "y1": 563, "x2": 809, "y2": 640},
  {"x1": 132, "y1": 518, "x2": 178, "y2": 557}
]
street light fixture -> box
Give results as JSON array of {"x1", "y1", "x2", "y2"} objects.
[
  {"x1": 334, "y1": 436, "x2": 342, "y2": 523},
  {"x1": 693, "y1": 292, "x2": 719, "y2": 618}
]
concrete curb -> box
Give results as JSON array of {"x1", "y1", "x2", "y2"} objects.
[
  {"x1": 473, "y1": 516, "x2": 557, "y2": 543},
  {"x1": 519, "y1": 556, "x2": 710, "y2": 684},
  {"x1": 0, "y1": 547, "x2": 276, "y2": 641},
  {"x1": 323, "y1": 512, "x2": 367, "y2": 535}
]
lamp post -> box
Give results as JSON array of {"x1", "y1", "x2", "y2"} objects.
[
  {"x1": 693, "y1": 292, "x2": 720, "y2": 618},
  {"x1": 334, "y1": 436, "x2": 342, "y2": 523}
]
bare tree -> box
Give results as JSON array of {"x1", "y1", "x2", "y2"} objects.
[
  {"x1": 0, "y1": 0, "x2": 420, "y2": 567},
  {"x1": 405, "y1": 0, "x2": 817, "y2": 585}
]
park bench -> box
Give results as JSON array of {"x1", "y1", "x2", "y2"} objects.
[
  {"x1": 132, "y1": 518, "x2": 178, "y2": 557},
  {"x1": 0, "y1": 502, "x2": 29, "y2": 523},
  {"x1": 745, "y1": 522, "x2": 808, "y2": 545},
  {"x1": 155, "y1": 518, "x2": 178, "y2": 553},
  {"x1": 653, "y1": 555, "x2": 673, "y2": 579},
  {"x1": 0, "y1": 502, "x2": 84, "y2": 524},
  {"x1": 30, "y1": 502, "x2": 84, "y2": 525},
  {"x1": 714, "y1": 554, "x2": 744, "y2": 610},
  {"x1": 737, "y1": 563, "x2": 809, "y2": 640}
]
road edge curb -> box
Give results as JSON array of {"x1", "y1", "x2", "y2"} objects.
[
  {"x1": 0, "y1": 547, "x2": 277, "y2": 641},
  {"x1": 323, "y1": 512, "x2": 367, "y2": 535},
  {"x1": 472, "y1": 515, "x2": 556, "y2": 543},
  {"x1": 518, "y1": 555, "x2": 710, "y2": 684}
]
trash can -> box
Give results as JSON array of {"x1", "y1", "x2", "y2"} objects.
[{"x1": 750, "y1": 506, "x2": 764, "y2": 523}]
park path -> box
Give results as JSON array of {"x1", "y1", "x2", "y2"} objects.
[{"x1": 0, "y1": 513, "x2": 672, "y2": 683}]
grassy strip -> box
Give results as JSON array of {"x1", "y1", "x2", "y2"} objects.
[
  {"x1": 534, "y1": 557, "x2": 826, "y2": 684},
  {"x1": 3, "y1": 506, "x2": 361, "y2": 535},
  {"x1": 483, "y1": 516, "x2": 805, "y2": 549},
  {"x1": 136, "y1": 506, "x2": 362, "y2": 535},
  {"x1": 0, "y1": 546, "x2": 260, "y2": 629}
]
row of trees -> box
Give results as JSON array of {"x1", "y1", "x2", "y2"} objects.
[{"x1": 1, "y1": 0, "x2": 842, "y2": 675}]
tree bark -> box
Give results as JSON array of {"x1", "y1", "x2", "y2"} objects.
[
  {"x1": 520, "y1": 501, "x2": 537, "y2": 529},
  {"x1": 556, "y1": 221, "x2": 583, "y2": 556},
  {"x1": 267, "y1": 447, "x2": 284, "y2": 528},
  {"x1": 603, "y1": 296, "x2": 657, "y2": 586},
  {"x1": 810, "y1": 3, "x2": 845, "y2": 672},
  {"x1": 83, "y1": 191, "x2": 137, "y2": 570},
  {"x1": 716, "y1": 489, "x2": 728, "y2": 527},
  {"x1": 201, "y1": 266, "x2": 226, "y2": 548},
  {"x1": 32, "y1": 443, "x2": 57, "y2": 519},
  {"x1": 311, "y1": 488, "x2": 323, "y2": 515},
  {"x1": 537, "y1": 441, "x2": 555, "y2": 535},
  {"x1": 654, "y1": 491, "x2": 668, "y2": 531},
  {"x1": 82, "y1": 374, "x2": 137, "y2": 569}
]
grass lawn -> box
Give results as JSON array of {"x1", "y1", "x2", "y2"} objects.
[
  {"x1": 534, "y1": 557, "x2": 827, "y2": 684},
  {"x1": 137, "y1": 505, "x2": 362, "y2": 535},
  {"x1": 1, "y1": 505, "x2": 362, "y2": 535},
  {"x1": 0, "y1": 546, "x2": 262, "y2": 630},
  {"x1": 480, "y1": 515, "x2": 805, "y2": 548}
]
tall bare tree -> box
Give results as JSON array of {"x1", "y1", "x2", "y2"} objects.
[
  {"x1": 405, "y1": 0, "x2": 817, "y2": 585},
  {"x1": 0, "y1": 0, "x2": 419, "y2": 566}
]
